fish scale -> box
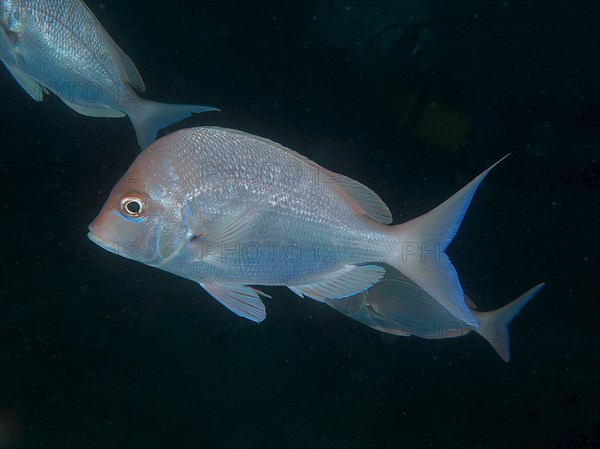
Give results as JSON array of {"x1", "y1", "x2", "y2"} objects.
[
  {"x1": 0, "y1": 0, "x2": 216, "y2": 148},
  {"x1": 153, "y1": 129, "x2": 384, "y2": 279},
  {"x1": 3, "y1": 1, "x2": 128, "y2": 103},
  {"x1": 326, "y1": 266, "x2": 545, "y2": 362},
  {"x1": 89, "y1": 126, "x2": 503, "y2": 323}
]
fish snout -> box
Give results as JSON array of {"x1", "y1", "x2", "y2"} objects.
[{"x1": 87, "y1": 223, "x2": 119, "y2": 255}]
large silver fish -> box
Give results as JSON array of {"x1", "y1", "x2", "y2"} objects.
[
  {"x1": 88, "y1": 126, "x2": 504, "y2": 324},
  {"x1": 0, "y1": 0, "x2": 216, "y2": 148},
  {"x1": 326, "y1": 266, "x2": 544, "y2": 361}
]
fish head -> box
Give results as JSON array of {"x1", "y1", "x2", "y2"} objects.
[{"x1": 88, "y1": 156, "x2": 188, "y2": 266}]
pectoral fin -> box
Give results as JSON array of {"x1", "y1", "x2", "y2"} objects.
[
  {"x1": 191, "y1": 205, "x2": 261, "y2": 263},
  {"x1": 4, "y1": 63, "x2": 48, "y2": 101},
  {"x1": 289, "y1": 264, "x2": 385, "y2": 302},
  {"x1": 200, "y1": 283, "x2": 270, "y2": 322}
]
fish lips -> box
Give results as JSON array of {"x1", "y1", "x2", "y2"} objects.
[
  {"x1": 87, "y1": 219, "x2": 135, "y2": 258},
  {"x1": 87, "y1": 224, "x2": 160, "y2": 265},
  {"x1": 87, "y1": 229, "x2": 121, "y2": 255},
  {"x1": 87, "y1": 229, "x2": 149, "y2": 262}
]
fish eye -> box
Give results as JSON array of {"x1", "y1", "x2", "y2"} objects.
[{"x1": 120, "y1": 192, "x2": 147, "y2": 218}]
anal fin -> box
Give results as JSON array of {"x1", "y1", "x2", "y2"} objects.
[
  {"x1": 289, "y1": 264, "x2": 385, "y2": 302},
  {"x1": 62, "y1": 98, "x2": 127, "y2": 118}
]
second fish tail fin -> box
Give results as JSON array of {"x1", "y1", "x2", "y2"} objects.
[
  {"x1": 473, "y1": 283, "x2": 545, "y2": 362},
  {"x1": 387, "y1": 156, "x2": 509, "y2": 326},
  {"x1": 129, "y1": 99, "x2": 219, "y2": 149}
]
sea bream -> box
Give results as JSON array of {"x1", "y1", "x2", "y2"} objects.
[
  {"x1": 88, "y1": 126, "x2": 504, "y2": 324},
  {"x1": 0, "y1": 0, "x2": 216, "y2": 148},
  {"x1": 325, "y1": 266, "x2": 544, "y2": 361}
]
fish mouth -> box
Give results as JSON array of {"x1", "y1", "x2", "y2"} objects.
[
  {"x1": 87, "y1": 231, "x2": 120, "y2": 254},
  {"x1": 88, "y1": 228, "x2": 156, "y2": 264}
]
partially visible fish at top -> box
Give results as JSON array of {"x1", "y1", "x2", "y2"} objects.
[
  {"x1": 326, "y1": 265, "x2": 544, "y2": 361},
  {"x1": 0, "y1": 0, "x2": 217, "y2": 148},
  {"x1": 88, "y1": 126, "x2": 507, "y2": 325}
]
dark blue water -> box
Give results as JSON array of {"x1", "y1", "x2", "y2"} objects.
[{"x1": 1, "y1": 1, "x2": 599, "y2": 448}]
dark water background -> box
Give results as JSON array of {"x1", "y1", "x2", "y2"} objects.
[{"x1": 1, "y1": 1, "x2": 599, "y2": 448}]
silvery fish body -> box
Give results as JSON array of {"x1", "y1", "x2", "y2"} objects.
[
  {"x1": 326, "y1": 266, "x2": 544, "y2": 361},
  {"x1": 0, "y1": 0, "x2": 215, "y2": 148},
  {"x1": 88, "y1": 127, "x2": 501, "y2": 323}
]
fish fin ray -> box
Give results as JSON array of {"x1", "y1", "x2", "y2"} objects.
[
  {"x1": 114, "y1": 47, "x2": 145, "y2": 92},
  {"x1": 62, "y1": 98, "x2": 126, "y2": 117},
  {"x1": 465, "y1": 294, "x2": 478, "y2": 310},
  {"x1": 288, "y1": 286, "x2": 304, "y2": 298},
  {"x1": 192, "y1": 205, "x2": 260, "y2": 249},
  {"x1": 129, "y1": 100, "x2": 219, "y2": 149},
  {"x1": 288, "y1": 264, "x2": 385, "y2": 302},
  {"x1": 473, "y1": 283, "x2": 544, "y2": 362},
  {"x1": 370, "y1": 325, "x2": 412, "y2": 337},
  {"x1": 328, "y1": 173, "x2": 393, "y2": 224},
  {"x1": 4, "y1": 63, "x2": 48, "y2": 101},
  {"x1": 389, "y1": 156, "x2": 509, "y2": 326},
  {"x1": 365, "y1": 304, "x2": 415, "y2": 336},
  {"x1": 394, "y1": 252, "x2": 474, "y2": 324},
  {"x1": 200, "y1": 283, "x2": 269, "y2": 322},
  {"x1": 399, "y1": 156, "x2": 509, "y2": 251}
]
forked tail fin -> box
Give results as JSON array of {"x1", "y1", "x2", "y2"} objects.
[
  {"x1": 388, "y1": 156, "x2": 509, "y2": 326},
  {"x1": 130, "y1": 99, "x2": 219, "y2": 149},
  {"x1": 474, "y1": 283, "x2": 545, "y2": 362}
]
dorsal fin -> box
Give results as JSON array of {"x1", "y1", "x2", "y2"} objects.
[
  {"x1": 327, "y1": 173, "x2": 393, "y2": 224},
  {"x1": 113, "y1": 45, "x2": 146, "y2": 92},
  {"x1": 202, "y1": 127, "x2": 393, "y2": 224}
]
